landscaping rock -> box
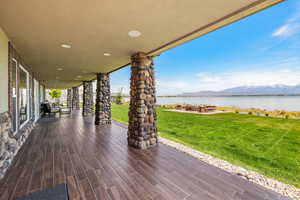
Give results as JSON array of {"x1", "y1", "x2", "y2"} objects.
[{"x1": 159, "y1": 136, "x2": 300, "y2": 200}]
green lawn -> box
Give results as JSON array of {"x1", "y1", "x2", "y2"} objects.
[{"x1": 112, "y1": 104, "x2": 300, "y2": 188}]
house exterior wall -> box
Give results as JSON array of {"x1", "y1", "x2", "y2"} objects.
[
  {"x1": 0, "y1": 29, "x2": 37, "y2": 179},
  {"x1": 0, "y1": 28, "x2": 9, "y2": 113}
]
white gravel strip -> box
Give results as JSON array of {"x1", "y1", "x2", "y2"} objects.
[{"x1": 159, "y1": 136, "x2": 300, "y2": 200}]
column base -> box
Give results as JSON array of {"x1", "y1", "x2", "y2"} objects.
[
  {"x1": 95, "y1": 120, "x2": 111, "y2": 125},
  {"x1": 127, "y1": 136, "x2": 158, "y2": 149}
]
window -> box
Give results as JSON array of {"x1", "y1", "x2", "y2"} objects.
[{"x1": 19, "y1": 66, "x2": 28, "y2": 126}]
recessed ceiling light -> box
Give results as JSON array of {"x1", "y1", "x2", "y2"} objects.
[
  {"x1": 77, "y1": 75, "x2": 82, "y2": 78},
  {"x1": 61, "y1": 44, "x2": 71, "y2": 48},
  {"x1": 57, "y1": 67, "x2": 63, "y2": 71},
  {"x1": 103, "y1": 53, "x2": 111, "y2": 56},
  {"x1": 128, "y1": 30, "x2": 141, "y2": 38}
]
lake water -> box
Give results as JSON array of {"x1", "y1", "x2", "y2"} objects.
[{"x1": 155, "y1": 96, "x2": 300, "y2": 112}]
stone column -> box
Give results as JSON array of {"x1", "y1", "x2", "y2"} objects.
[
  {"x1": 128, "y1": 52, "x2": 158, "y2": 149},
  {"x1": 95, "y1": 73, "x2": 111, "y2": 125},
  {"x1": 67, "y1": 89, "x2": 72, "y2": 109},
  {"x1": 72, "y1": 87, "x2": 80, "y2": 110},
  {"x1": 82, "y1": 81, "x2": 94, "y2": 116}
]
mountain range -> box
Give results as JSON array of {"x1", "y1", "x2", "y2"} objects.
[{"x1": 179, "y1": 84, "x2": 300, "y2": 96}]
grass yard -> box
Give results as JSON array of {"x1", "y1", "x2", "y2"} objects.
[{"x1": 112, "y1": 104, "x2": 300, "y2": 188}]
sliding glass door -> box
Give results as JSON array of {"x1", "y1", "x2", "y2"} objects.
[{"x1": 19, "y1": 65, "x2": 29, "y2": 127}]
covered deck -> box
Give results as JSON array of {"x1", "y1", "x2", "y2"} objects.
[
  {"x1": 0, "y1": 0, "x2": 292, "y2": 199},
  {"x1": 0, "y1": 112, "x2": 289, "y2": 200}
]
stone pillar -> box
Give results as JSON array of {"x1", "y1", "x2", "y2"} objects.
[
  {"x1": 82, "y1": 81, "x2": 94, "y2": 116},
  {"x1": 67, "y1": 89, "x2": 72, "y2": 109},
  {"x1": 128, "y1": 52, "x2": 158, "y2": 149},
  {"x1": 95, "y1": 73, "x2": 111, "y2": 125},
  {"x1": 72, "y1": 87, "x2": 80, "y2": 110}
]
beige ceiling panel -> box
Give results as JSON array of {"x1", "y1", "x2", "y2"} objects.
[{"x1": 0, "y1": 0, "x2": 284, "y2": 88}]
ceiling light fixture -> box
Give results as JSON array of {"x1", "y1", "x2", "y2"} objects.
[
  {"x1": 77, "y1": 75, "x2": 82, "y2": 78},
  {"x1": 103, "y1": 53, "x2": 111, "y2": 56},
  {"x1": 128, "y1": 30, "x2": 141, "y2": 38},
  {"x1": 57, "y1": 67, "x2": 63, "y2": 71},
  {"x1": 61, "y1": 44, "x2": 71, "y2": 48}
]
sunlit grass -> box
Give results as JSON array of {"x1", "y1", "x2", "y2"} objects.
[{"x1": 112, "y1": 103, "x2": 300, "y2": 188}]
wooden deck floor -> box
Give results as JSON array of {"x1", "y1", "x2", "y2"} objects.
[{"x1": 0, "y1": 112, "x2": 291, "y2": 200}]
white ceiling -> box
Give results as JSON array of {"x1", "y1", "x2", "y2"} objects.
[{"x1": 0, "y1": 0, "x2": 283, "y2": 88}]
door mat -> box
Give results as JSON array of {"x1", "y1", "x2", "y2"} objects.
[{"x1": 16, "y1": 184, "x2": 68, "y2": 200}]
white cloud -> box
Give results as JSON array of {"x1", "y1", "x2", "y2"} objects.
[
  {"x1": 156, "y1": 81, "x2": 190, "y2": 95},
  {"x1": 111, "y1": 85, "x2": 130, "y2": 95},
  {"x1": 195, "y1": 68, "x2": 300, "y2": 91},
  {"x1": 111, "y1": 66, "x2": 300, "y2": 96},
  {"x1": 156, "y1": 56, "x2": 300, "y2": 95},
  {"x1": 272, "y1": 4, "x2": 300, "y2": 38},
  {"x1": 272, "y1": 24, "x2": 300, "y2": 37},
  {"x1": 157, "y1": 81, "x2": 189, "y2": 88}
]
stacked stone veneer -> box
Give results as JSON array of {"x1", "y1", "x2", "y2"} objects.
[
  {"x1": 128, "y1": 52, "x2": 158, "y2": 149},
  {"x1": 67, "y1": 89, "x2": 72, "y2": 109},
  {"x1": 95, "y1": 73, "x2": 111, "y2": 125},
  {"x1": 72, "y1": 87, "x2": 80, "y2": 110},
  {"x1": 0, "y1": 112, "x2": 34, "y2": 179},
  {"x1": 82, "y1": 81, "x2": 94, "y2": 116}
]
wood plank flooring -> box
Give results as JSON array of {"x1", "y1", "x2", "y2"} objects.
[{"x1": 0, "y1": 112, "x2": 291, "y2": 200}]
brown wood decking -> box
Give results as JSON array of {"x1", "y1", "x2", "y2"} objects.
[{"x1": 0, "y1": 113, "x2": 291, "y2": 200}]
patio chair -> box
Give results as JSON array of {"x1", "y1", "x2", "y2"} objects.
[{"x1": 40, "y1": 103, "x2": 60, "y2": 117}]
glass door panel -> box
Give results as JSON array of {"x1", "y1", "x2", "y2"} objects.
[{"x1": 19, "y1": 67, "x2": 28, "y2": 126}]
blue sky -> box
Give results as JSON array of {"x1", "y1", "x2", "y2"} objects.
[{"x1": 111, "y1": 0, "x2": 300, "y2": 95}]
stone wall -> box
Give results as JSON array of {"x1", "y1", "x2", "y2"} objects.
[
  {"x1": 95, "y1": 73, "x2": 111, "y2": 125},
  {"x1": 127, "y1": 52, "x2": 158, "y2": 149},
  {"x1": 72, "y1": 87, "x2": 80, "y2": 110},
  {"x1": 82, "y1": 81, "x2": 93, "y2": 116},
  {"x1": 0, "y1": 112, "x2": 34, "y2": 179},
  {"x1": 67, "y1": 89, "x2": 72, "y2": 109}
]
